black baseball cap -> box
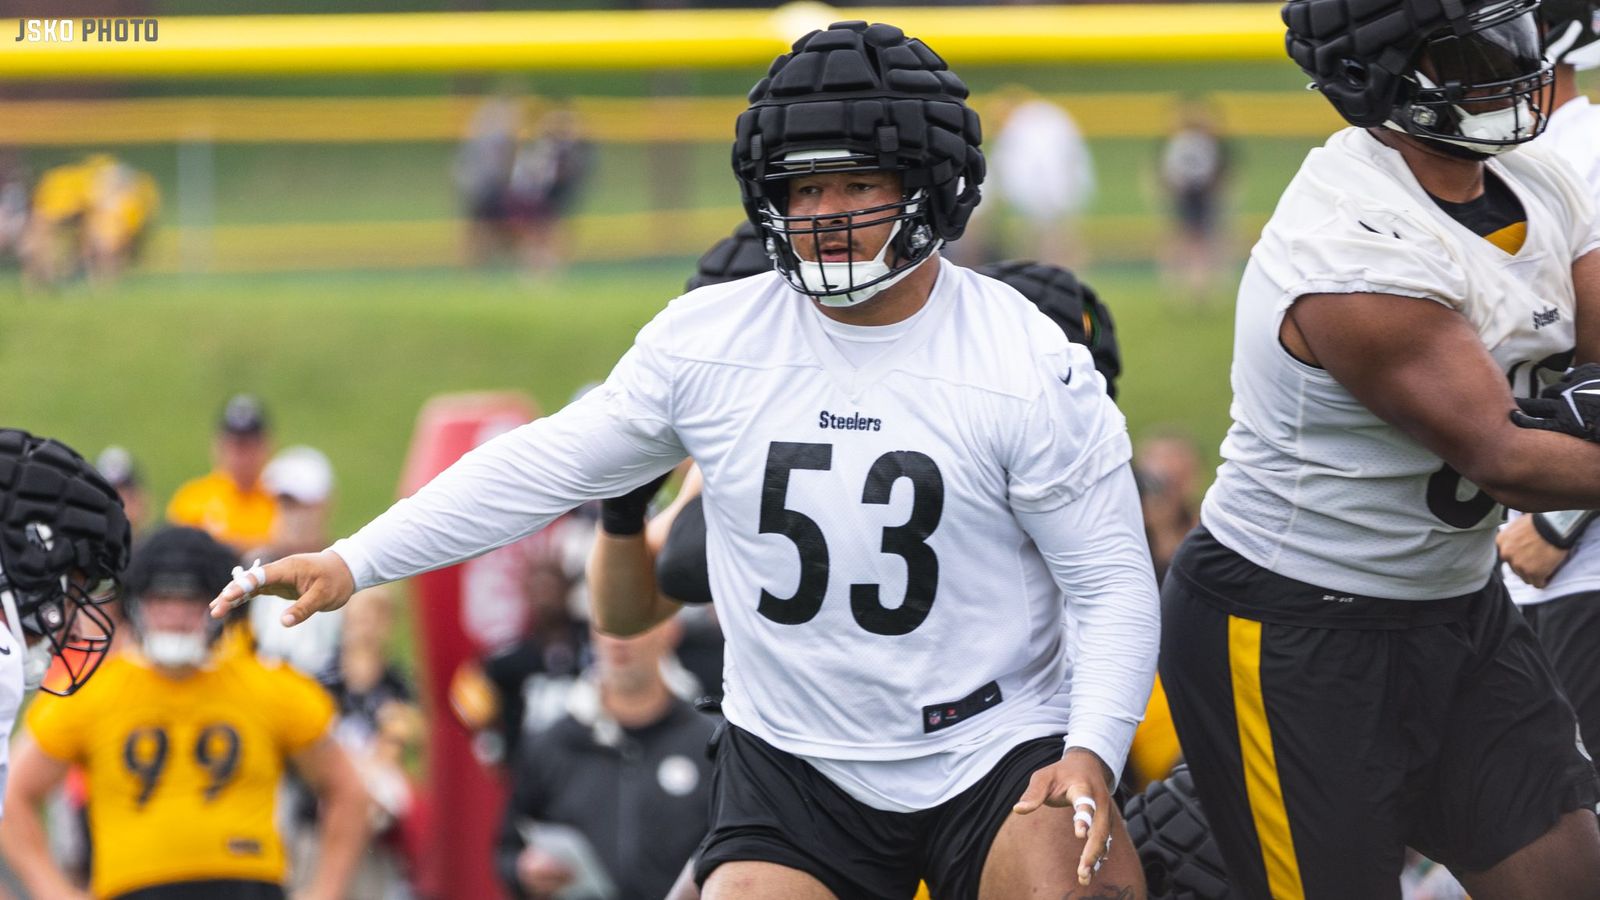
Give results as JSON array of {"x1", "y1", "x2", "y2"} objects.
[{"x1": 219, "y1": 394, "x2": 269, "y2": 437}]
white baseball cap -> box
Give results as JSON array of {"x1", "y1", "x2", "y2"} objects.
[{"x1": 263, "y1": 445, "x2": 334, "y2": 505}]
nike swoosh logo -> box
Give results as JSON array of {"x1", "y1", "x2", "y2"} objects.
[
  {"x1": 1059, "y1": 370, "x2": 1072, "y2": 386},
  {"x1": 983, "y1": 693, "x2": 996, "y2": 703},
  {"x1": 0, "y1": 642, "x2": 13, "y2": 656}
]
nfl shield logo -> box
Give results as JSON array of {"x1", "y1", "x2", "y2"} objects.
[{"x1": 928, "y1": 711, "x2": 942, "y2": 727}]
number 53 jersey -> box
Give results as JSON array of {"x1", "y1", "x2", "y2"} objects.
[
  {"x1": 620, "y1": 262, "x2": 1134, "y2": 765},
  {"x1": 25, "y1": 646, "x2": 335, "y2": 898}
]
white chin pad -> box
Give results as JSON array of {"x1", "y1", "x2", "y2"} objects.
[{"x1": 143, "y1": 632, "x2": 210, "y2": 667}]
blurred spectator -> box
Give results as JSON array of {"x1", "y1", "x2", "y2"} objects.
[
  {"x1": 18, "y1": 154, "x2": 156, "y2": 291},
  {"x1": 1134, "y1": 430, "x2": 1206, "y2": 583},
  {"x1": 0, "y1": 526, "x2": 368, "y2": 900},
  {"x1": 249, "y1": 445, "x2": 344, "y2": 677},
  {"x1": 83, "y1": 157, "x2": 159, "y2": 284},
  {"x1": 976, "y1": 87, "x2": 1096, "y2": 266},
  {"x1": 20, "y1": 155, "x2": 97, "y2": 290},
  {"x1": 95, "y1": 445, "x2": 149, "y2": 538},
  {"x1": 507, "y1": 105, "x2": 594, "y2": 277},
  {"x1": 451, "y1": 545, "x2": 592, "y2": 766},
  {"x1": 292, "y1": 587, "x2": 420, "y2": 900},
  {"x1": 167, "y1": 393, "x2": 277, "y2": 551},
  {"x1": 1158, "y1": 98, "x2": 1233, "y2": 300},
  {"x1": 496, "y1": 621, "x2": 713, "y2": 900},
  {"x1": 455, "y1": 93, "x2": 523, "y2": 266}
]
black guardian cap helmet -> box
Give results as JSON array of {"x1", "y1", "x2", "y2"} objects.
[
  {"x1": 0, "y1": 428, "x2": 129, "y2": 695},
  {"x1": 734, "y1": 21, "x2": 984, "y2": 307},
  {"x1": 1284, "y1": 0, "x2": 1553, "y2": 155}
]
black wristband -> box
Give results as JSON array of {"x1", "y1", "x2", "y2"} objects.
[
  {"x1": 1532, "y1": 509, "x2": 1600, "y2": 550},
  {"x1": 599, "y1": 471, "x2": 671, "y2": 536}
]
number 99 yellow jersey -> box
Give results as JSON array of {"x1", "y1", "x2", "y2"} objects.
[{"x1": 25, "y1": 647, "x2": 335, "y2": 899}]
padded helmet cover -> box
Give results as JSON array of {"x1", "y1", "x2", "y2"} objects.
[
  {"x1": 733, "y1": 21, "x2": 985, "y2": 243},
  {"x1": 1284, "y1": 0, "x2": 1541, "y2": 129},
  {"x1": 0, "y1": 428, "x2": 129, "y2": 603}
]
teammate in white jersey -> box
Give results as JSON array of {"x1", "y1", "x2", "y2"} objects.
[
  {"x1": 1496, "y1": 0, "x2": 1600, "y2": 777},
  {"x1": 212, "y1": 21, "x2": 1160, "y2": 900},
  {"x1": 0, "y1": 428, "x2": 129, "y2": 819},
  {"x1": 1159, "y1": 0, "x2": 1600, "y2": 897}
]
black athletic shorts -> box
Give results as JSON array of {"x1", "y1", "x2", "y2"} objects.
[
  {"x1": 693, "y1": 724, "x2": 1065, "y2": 899},
  {"x1": 113, "y1": 880, "x2": 284, "y2": 900},
  {"x1": 1160, "y1": 527, "x2": 1600, "y2": 900},
  {"x1": 1521, "y1": 589, "x2": 1600, "y2": 775}
]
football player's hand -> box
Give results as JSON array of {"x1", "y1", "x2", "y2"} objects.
[
  {"x1": 516, "y1": 847, "x2": 575, "y2": 897},
  {"x1": 1497, "y1": 514, "x2": 1569, "y2": 588},
  {"x1": 1012, "y1": 746, "x2": 1114, "y2": 886},
  {"x1": 1510, "y1": 363, "x2": 1600, "y2": 440},
  {"x1": 208, "y1": 549, "x2": 356, "y2": 626}
]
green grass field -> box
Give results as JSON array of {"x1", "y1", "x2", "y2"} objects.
[{"x1": 0, "y1": 260, "x2": 1237, "y2": 541}]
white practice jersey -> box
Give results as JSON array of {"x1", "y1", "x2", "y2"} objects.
[
  {"x1": 0, "y1": 627, "x2": 24, "y2": 819},
  {"x1": 332, "y1": 261, "x2": 1159, "y2": 809},
  {"x1": 1205, "y1": 127, "x2": 1599, "y2": 600},
  {"x1": 1506, "y1": 96, "x2": 1600, "y2": 607}
]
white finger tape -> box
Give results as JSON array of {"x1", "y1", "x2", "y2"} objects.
[
  {"x1": 1072, "y1": 795, "x2": 1097, "y2": 812},
  {"x1": 228, "y1": 559, "x2": 266, "y2": 607},
  {"x1": 1073, "y1": 808, "x2": 1094, "y2": 829}
]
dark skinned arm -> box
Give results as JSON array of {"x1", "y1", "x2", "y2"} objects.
[{"x1": 1285, "y1": 249, "x2": 1600, "y2": 512}]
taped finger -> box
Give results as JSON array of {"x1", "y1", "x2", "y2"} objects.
[{"x1": 227, "y1": 559, "x2": 267, "y2": 608}]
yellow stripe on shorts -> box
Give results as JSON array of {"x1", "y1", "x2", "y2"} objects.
[{"x1": 1228, "y1": 615, "x2": 1306, "y2": 900}]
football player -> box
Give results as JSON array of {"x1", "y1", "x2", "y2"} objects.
[
  {"x1": 1159, "y1": 0, "x2": 1600, "y2": 896},
  {"x1": 214, "y1": 21, "x2": 1160, "y2": 900},
  {"x1": 1, "y1": 526, "x2": 369, "y2": 900},
  {"x1": 594, "y1": 254, "x2": 1144, "y2": 900},
  {"x1": 1495, "y1": 0, "x2": 1600, "y2": 780},
  {"x1": 0, "y1": 429, "x2": 129, "y2": 816}
]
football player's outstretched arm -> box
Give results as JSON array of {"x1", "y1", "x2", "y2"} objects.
[
  {"x1": 291, "y1": 735, "x2": 370, "y2": 900},
  {"x1": 212, "y1": 324, "x2": 688, "y2": 626},
  {"x1": 0, "y1": 734, "x2": 90, "y2": 900},
  {"x1": 1287, "y1": 285, "x2": 1600, "y2": 512}
]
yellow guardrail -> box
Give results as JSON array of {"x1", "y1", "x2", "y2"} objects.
[
  {"x1": 137, "y1": 207, "x2": 1272, "y2": 275},
  {"x1": 0, "y1": 91, "x2": 1339, "y2": 145},
  {"x1": 0, "y1": 4, "x2": 1286, "y2": 79}
]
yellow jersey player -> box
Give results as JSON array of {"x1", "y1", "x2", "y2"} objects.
[{"x1": 0, "y1": 527, "x2": 368, "y2": 900}]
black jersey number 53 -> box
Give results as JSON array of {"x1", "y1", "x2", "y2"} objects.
[{"x1": 757, "y1": 441, "x2": 944, "y2": 635}]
